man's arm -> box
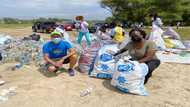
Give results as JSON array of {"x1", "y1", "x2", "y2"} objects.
[
  {"x1": 44, "y1": 54, "x2": 56, "y2": 65},
  {"x1": 59, "y1": 48, "x2": 76, "y2": 62}
]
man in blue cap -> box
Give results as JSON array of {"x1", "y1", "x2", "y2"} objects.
[{"x1": 42, "y1": 31, "x2": 77, "y2": 76}]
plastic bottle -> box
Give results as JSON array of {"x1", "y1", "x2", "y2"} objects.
[
  {"x1": 11, "y1": 63, "x2": 23, "y2": 71},
  {"x1": 0, "y1": 87, "x2": 17, "y2": 103},
  {"x1": 80, "y1": 86, "x2": 94, "y2": 97}
]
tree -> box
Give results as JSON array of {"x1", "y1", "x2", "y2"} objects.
[{"x1": 101, "y1": 0, "x2": 190, "y2": 25}]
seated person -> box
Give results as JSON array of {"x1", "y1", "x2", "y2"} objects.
[
  {"x1": 97, "y1": 27, "x2": 112, "y2": 40},
  {"x1": 114, "y1": 28, "x2": 160, "y2": 84},
  {"x1": 43, "y1": 31, "x2": 77, "y2": 76}
]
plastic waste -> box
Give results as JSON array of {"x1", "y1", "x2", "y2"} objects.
[
  {"x1": 0, "y1": 87, "x2": 17, "y2": 103},
  {"x1": 80, "y1": 85, "x2": 94, "y2": 97}
]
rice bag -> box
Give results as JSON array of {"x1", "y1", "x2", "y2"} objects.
[
  {"x1": 89, "y1": 44, "x2": 119, "y2": 79},
  {"x1": 78, "y1": 39, "x2": 101, "y2": 73},
  {"x1": 111, "y1": 60, "x2": 149, "y2": 96}
]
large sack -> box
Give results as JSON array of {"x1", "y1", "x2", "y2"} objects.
[
  {"x1": 164, "y1": 39, "x2": 186, "y2": 49},
  {"x1": 111, "y1": 60, "x2": 148, "y2": 96},
  {"x1": 163, "y1": 27, "x2": 181, "y2": 40},
  {"x1": 118, "y1": 33, "x2": 130, "y2": 49},
  {"x1": 89, "y1": 44, "x2": 119, "y2": 79},
  {"x1": 183, "y1": 41, "x2": 190, "y2": 49},
  {"x1": 78, "y1": 38, "x2": 101, "y2": 74},
  {"x1": 149, "y1": 24, "x2": 166, "y2": 49}
]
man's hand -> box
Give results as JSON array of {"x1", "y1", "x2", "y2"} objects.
[{"x1": 55, "y1": 58, "x2": 65, "y2": 68}]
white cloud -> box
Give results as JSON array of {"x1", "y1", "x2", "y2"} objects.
[{"x1": 0, "y1": 0, "x2": 111, "y2": 20}]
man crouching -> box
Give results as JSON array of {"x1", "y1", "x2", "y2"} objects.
[{"x1": 43, "y1": 31, "x2": 77, "y2": 76}]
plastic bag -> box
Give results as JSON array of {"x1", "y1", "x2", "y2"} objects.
[
  {"x1": 111, "y1": 60, "x2": 148, "y2": 96},
  {"x1": 149, "y1": 24, "x2": 166, "y2": 49},
  {"x1": 162, "y1": 27, "x2": 181, "y2": 40},
  {"x1": 89, "y1": 44, "x2": 119, "y2": 79},
  {"x1": 183, "y1": 41, "x2": 190, "y2": 49},
  {"x1": 78, "y1": 38, "x2": 101, "y2": 74}
]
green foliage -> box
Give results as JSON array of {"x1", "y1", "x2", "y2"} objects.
[{"x1": 101, "y1": 0, "x2": 190, "y2": 25}]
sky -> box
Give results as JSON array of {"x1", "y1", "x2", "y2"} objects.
[{"x1": 0, "y1": 0, "x2": 112, "y2": 20}]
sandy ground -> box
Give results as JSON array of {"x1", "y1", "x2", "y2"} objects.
[{"x1": 0, "y1": 27, "x2": 190, "y2": 107}]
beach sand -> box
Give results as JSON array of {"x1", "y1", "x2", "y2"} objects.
[{"x1": 0, "y1": 27, "x2": 190, "y2": 107}]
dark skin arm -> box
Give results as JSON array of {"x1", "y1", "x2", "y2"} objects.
[
  {"x1": 139, "y1": 48, "x2": 156, "y2": 63},
  {"x1": 114, "y1": 46, "x2": 128, "y2": 56}
]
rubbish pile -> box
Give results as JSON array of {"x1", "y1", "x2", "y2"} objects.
[{"x1": 0, "y1": 34, "x2": 44, "y2": 69}]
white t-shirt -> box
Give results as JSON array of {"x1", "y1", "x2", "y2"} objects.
[{"x1": 80, "y1": 21, "x2": 89, "y2": 33}]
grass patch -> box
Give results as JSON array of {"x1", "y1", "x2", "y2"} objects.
[{"x1": 0, "y1": 23, "x2": 32, "y2": 29}]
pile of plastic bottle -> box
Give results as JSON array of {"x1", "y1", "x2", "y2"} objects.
[{"x1": 0, "y1": 38, "x2": 44, "y2": 68}]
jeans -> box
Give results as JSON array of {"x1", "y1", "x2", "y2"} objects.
[
  {"x1": 77, "y1": 32, "x2": 91, "y2": 46},
  {"x1": 144, "y1": 59, "x2": 161, "y2": 84}
]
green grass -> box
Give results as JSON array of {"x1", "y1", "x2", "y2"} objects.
[
  {"x1": 174, "y1": 27, "x2": 190, "y2": 40},
  {"x1": 0, "y1": 24, "x2": 189, "y2": 40},
  {"x1": 0, "y1": 23, "x2": 32, "y2": 28}
]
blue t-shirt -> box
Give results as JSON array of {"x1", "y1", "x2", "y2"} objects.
[{"x1": 43, "y1": 40, "x2": 72, "y2": 59}]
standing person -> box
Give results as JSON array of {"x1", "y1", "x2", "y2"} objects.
[
  {"x1": 114, "y1": 28, "x2": 160, "y2": 84},
  {"x1": 75, "y1": 16, "x2": 91, "y2": 47},
  {"x1": 112, "y1": 22, "x2": 126, "y2": 43},
  {"x1": 177, "y1": 21, "x2": 180, "y2": 29},
  {"x1": 151, "y1": 13, "x2": 163, "y2": 28},
  {"x1": 54, "y1": 25, "x2": 73, "y2": 45},
  {"x1": 42, "y1": 31, "x2": 77, "y2": 76}
]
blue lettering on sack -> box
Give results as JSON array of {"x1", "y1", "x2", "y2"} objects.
[
  {"x1": 100, "y1": 64, "x2": 110, "y2": 72},
  {"x1": 116, "y1": 86, "x2": 129, "y2": 93},
  {"x1": 97, "y1": 73, "x2": 112, "y2": 79},
  {"x1": 100, "y1": 54, "x2": 113, "y2": 62},
  {"x1": 117, "y1": 76, "x2": 126, "y2": 84},
  {"x1": 118, "y1": 63, "x2": 134, "y2": 72}
]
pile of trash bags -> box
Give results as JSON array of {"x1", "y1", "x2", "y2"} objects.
[
  {"x1": 78, "y1": 38, "x2": 149, "y2": 95},
  {"x1": 149, "y1": 26, "x2": 189, "y2": 50}
]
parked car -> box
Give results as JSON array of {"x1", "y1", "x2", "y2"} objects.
[
  {"x1": 89, "y1": 26, "x2": 96, "y2": 33},
  {"x1": 32, "y1": 21, "x2": 57, "y2": 33},
  {"x1": 64, "y1": 24, "x2": 73, "y2": 31},
  {"x1": 63, "y1": 22, "x2": 75, "y2": 31}
]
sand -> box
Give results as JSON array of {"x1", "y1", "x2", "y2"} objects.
[{"x1": 0, "y1": 27, "x2": 190, "y2": 107}]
